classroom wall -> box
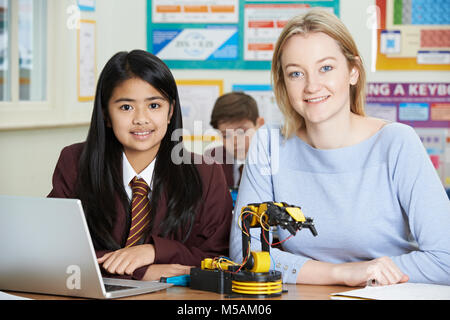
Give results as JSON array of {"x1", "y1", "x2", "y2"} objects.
[
  {"x1": 0, "y1": 0, "x2": 448, "y2": 197},
  {"x1": 0, "y1": 0, "x2": 148, "y2": 197}
]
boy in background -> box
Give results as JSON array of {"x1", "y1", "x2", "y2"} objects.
[{"x1": 206, "y1": 92, "x2": 264, "y2": 189}]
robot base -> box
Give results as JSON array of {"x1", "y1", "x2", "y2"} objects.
[{"x1": 190, "y1": 268, "x2": 284, "y2": 298}]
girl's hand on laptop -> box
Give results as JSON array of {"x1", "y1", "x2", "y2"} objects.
[
  {"x1": 142, "y1": 264, "x2": 193, "y2": 281},
  {"x1": 97, "y1": 244, "x2": 155, "y2": 276}
]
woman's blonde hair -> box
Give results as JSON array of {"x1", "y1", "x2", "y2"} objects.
[{"x1": 271, "y1": 9, "x2": 366, "y2": 138}]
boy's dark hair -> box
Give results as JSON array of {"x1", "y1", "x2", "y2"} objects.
[{"x1": 210, "y1": 92, "x2": 259, "y2": 129}]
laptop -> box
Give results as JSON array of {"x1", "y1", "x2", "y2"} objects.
[{"x1": 0, "y1": 195, "x2": 173, "y2": 299}]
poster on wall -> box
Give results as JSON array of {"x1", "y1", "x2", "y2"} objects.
[
  {"x1": 176, "y1": 79, "x2": 223, "y2": 140},
  {"x1": 153, "y1": 26, "x2": 238, "y2": 62},
  {"x1": 147, "y1": 0, "x2": 340, "y2": 69},
  {"x1": 366, "y1": 82, "x2": 450, "y2": 188},
  {"x1": 243, "y1": 3, "x2": 334, "y2": 62},
  {"x1": 77, "y1": 20, "x2": 96, "y2": 102},
  {"x1": 232, "y1": 84, "x2": 283, "y2": 125},
  {"x1": 151, "y1": 0, "x2": 239, "y2": 23},
  {"x1": 366, "y1": 82, "x2": 450, "y2": 127},
  {"x1": 375, "y1": 0, "x2": 450, "y2": 71},
  {"x1": 77, "y1": 0, "x2": 95, "y2": 11}
]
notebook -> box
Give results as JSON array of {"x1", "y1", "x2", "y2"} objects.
[
  {"x1": 0, "y1": 195, "x2": 172, "y2": 299},
  {"x1": 330, "y1": 283, "x2": 450, "y2": 300}
]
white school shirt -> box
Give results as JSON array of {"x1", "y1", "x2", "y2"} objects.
[
  {"x1": 233, "y1": 160, "x2": 245, "y2": 188},
  {"x1": 122, "y1": 152, "x2": 155, "y2": 200}
]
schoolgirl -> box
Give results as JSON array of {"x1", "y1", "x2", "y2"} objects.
[{"x1": 49, "y1": 50, "x2": 232, "y2": 280}]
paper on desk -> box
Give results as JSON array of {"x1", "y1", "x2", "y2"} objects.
[
  {"x1": 0, "y1": 291, "x2": 32, "y2": 300},
  {"x1": 330, "y1": 283, "x2": 450, "y2": 300}
]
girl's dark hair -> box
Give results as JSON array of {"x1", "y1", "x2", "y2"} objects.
[{"x1": 76, "y1": 50, "x2": 202, "y2": 251}]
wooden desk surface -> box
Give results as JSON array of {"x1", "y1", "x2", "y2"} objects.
[{"x1": 6, "y1": 284, "x2": 354, "y2": 300}]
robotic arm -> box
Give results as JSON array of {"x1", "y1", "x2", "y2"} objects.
[
  {"x1": 190, "y1": 201, "x2": 317, "y2": 297},
  {"x1": 240, "y1": 202, "x2": 317, "y2": 272}
]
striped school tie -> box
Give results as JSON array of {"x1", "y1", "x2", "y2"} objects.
[{"x1": 125, "y1": 177, "x2": 151, "y2": 247}]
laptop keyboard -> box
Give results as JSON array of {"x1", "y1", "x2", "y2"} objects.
[{"x1": 105, "y1": 284, "x2": 137, "y2": 292}]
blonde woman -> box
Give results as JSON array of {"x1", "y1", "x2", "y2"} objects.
[{"x1": 230, "y1": 9, "x2": 450, "y2": 286}]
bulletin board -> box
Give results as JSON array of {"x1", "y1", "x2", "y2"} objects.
[
  {"x1": 147, "y1": 0, "x2": 340, "y2": 70},
  {"x1": 375, "y1": 0, "x2": 450, "y2": 71}
]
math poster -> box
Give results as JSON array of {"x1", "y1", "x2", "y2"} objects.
[
  {"x1": 152, "y1": 26, "x2": 238, "y2": 61},
  {"x1": 151, "y1": 0, "x2": 239, "y2": 23}
]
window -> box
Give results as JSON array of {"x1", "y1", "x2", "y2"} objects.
[
  {"x1": 0, "y1": 0, "x2": 47, "y2": 102},
  {"x1": 0, "y1": 0, "x2": 11, "y2": 100}
]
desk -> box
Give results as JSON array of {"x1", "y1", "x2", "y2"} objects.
[{"x1": 6, "y1": 284, "x2": 354, "y2": 300}]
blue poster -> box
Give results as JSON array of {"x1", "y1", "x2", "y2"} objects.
[
  {"x1": 147, "y1": 0, "x2": 340, "y2": 69},
  {"x1": 153, "y1": 26, "x2": 238, "y2": 61},
  {"x1": 77, "y1": 0, "x2": 95, "y2": 12}
]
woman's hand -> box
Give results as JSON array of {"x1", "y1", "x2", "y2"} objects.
[
  {"x1": 97, "y1": 244, "x2": 155, "y2": 276},
  {"x1": 142, "y1": 264, "x2": 193, "y2": 281},
  {"x1": 332, "y1": 256, "x2": 409, "y2": 286}
]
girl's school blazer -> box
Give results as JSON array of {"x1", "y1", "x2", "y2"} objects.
[{"x1": 48, "y1": 142, "x2": 233, "y2": 280}]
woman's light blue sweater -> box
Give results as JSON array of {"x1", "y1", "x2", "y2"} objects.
[{"x1": 230, "y1": 122, "x2": 450, "y2": 284}]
